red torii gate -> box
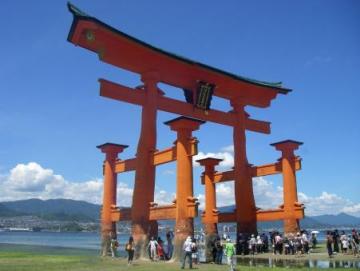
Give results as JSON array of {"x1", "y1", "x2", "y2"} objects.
[
  {"x1": 197, "y1": 140, "x2": 304, "y2": 241},
  {"x1": 66, "y1": 3, "x2": 303, "y2": 258}
]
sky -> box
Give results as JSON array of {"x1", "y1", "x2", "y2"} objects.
[{"x1": 0, "y1": 1, "x2": 359, "y2": 217}]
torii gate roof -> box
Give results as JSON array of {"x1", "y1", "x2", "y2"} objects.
[{"x1": 67, "y1": 3, "x2": 291, "y2": 108}]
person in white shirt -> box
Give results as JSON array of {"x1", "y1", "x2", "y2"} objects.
[
  {"x1": 256, "y1": 235, "x2": 263, "y2": 253},
  {"x1": 301, "y1": 232, "x2": 309, "y2": 254},
  {"x1": 148, "y1": 236, "x2": 158, "y2": 261},
  {"x1": 181, "y1": 236, "x2": 194, "y2": 269},
  {"x1": 249, "y1": 234, "x2": 256, "y2": 255},
  {"x1": 340, "y1": 232, "x2": 349, "y2": 254}
]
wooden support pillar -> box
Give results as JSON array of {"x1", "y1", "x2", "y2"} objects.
[
  {"x1": 197, "y1": 157, "x2": 222, "y2": 262},
  {"x1": 165, "y1": 116, "x2": 204, "y2": 260},
  {"x1": 271, "y1": 140, "x2": 303, "y2": 234},
  {"x1": 131, "y1": 72, "x2": 159, "y2": 258},
  {"x1": 231, "y1": 100, "x2": 257, "y2": 235},
  {"x1": 97, "y1": 143, "x2": 128, "y2": 256}
]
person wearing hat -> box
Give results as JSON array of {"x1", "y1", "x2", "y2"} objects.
[
  {"x1": 181, "y1": 236, "x2": 194, "y2": 269},
  {"x1": 224, "y1": 238, "x2": 236, "y2": 271}
]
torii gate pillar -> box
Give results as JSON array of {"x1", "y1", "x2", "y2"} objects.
[
  {"x1": 197, "y1": 157, "x2": 222, "y2": 262},
  {"x1": 231, "y1": 100, "x2": 257, "y2": 235},
  {"x1": 131, "y1": 72, "x2": 160, "y2": 258},
  {"x1": 97, "y1": 143, "x2": 128, "y2": 256},
  {"x1": 165, "y1": 117, "x2": 204, "y2": 260},
  {"x1": 271, "y1": 140, "x2": 303, "y2": 234}
]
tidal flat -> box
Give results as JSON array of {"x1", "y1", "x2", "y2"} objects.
[{"x1": 0, "y1": 243, "x2": 359, "y2": 271}]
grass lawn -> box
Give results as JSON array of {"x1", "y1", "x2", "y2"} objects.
[{"x1": 0, "y1": 243, "x2": 359, "y2": 271}]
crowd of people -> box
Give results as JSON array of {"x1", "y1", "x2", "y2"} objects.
[
  {"x1": 211, "y1": 230, "x2": 316, "y2": 258},
  {"x1": 209, "y1": 228, "x2": 359, "y2": 261},
  {"x1": 147, "y1": 232, "x2": 175, "y2": 261},
  {"x1": 326, "y1": 229, "x2": 359, "y2": 258},
  {"x1": 108, "y1": 228, "x2": 359, "y2": 268}
]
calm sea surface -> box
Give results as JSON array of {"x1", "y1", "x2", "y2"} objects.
[
  {"x1": 0, "y1": 230, "x2": 329, "y2": 250},
  {"x1": 0, "y1": 231, "x2": 103, "y2": 250},
  {"x1": 0, "y1": 231, "x2": 179, "y2": 250}
]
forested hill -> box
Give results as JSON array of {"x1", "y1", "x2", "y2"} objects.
[
  {"x1": 0, "y1": 199, "x2": 100, "y2": 222},
  {"x1": 1, "y1": 199, "x2": 360, "y2": 227}
]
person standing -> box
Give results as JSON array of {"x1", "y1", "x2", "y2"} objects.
[
  {"x1": 350, "y1": 229, "x2": 360, "y2": 257},
  {"x1": 274, "y1": 233, "x2": 282, "y2": 255},
  {"x1": 326, "y1": 231, "x2": 334, "y2": 258},
  {"x1": 224, "y1": 238, "x2": 236, "y2": 271},
  {"x1": 157, "y1": 237, "x2": 165, "y2": 261},
  {"x1": 181, "y1": 236, "x2": 193, "y2": 269},
  {"x1": 256, "y1": 235, "x2": 263, "y2": 254},
  {"x1": 310, "y1": 232, "x2": 317, "y2": 249},
  {"x1": 333, "y1": 230, "x2": 340, "y2": 253},
  {"x1": 166, "y1": 231, "x2": 174, "y2": 260},
  {"x1": 191, "y1": 237, "x2": 199, "y2": 265},
  {"x1": 301, "y1": 231, "x2": 309, "y2": 254},
  {"x1": 249, "y1": 234, "x2": 256, "y2": 255},
  {"x1": 351, "y1": 230, "x2": 359, "y2": 257},
  {"x1": 110, "y1": 233, "x2": 118, "y2": 258},
  {"x1": 148, "y1": 236, "x2": 158, "y2": 261},
  {"x1": 340, "y1": 231, "x2": 348, "y2": 254},
  {"x1": 125, "y1": 236, "x2": 135, "y2": 265},
  {"x1": 215, "y1": 237, "x2": 223, "y2": 264}
]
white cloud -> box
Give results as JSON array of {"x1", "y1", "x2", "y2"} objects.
[
  {"x1": 196, "y1": 193, "x2": 205, "y2": 210},
  {"x1": 7, "y1": 162, "x2": 62, "y2": 192},
  {"x1": 342, "y1": 204, "x2": 360, "y2": 215},
  {"x1": 200, "y1": 177, "x2": 360, "y2": 217},
  {"x1": 154, "y1": 190, "x2": 176, "y2": 205},
  {"x1": 299, "y1": 191, "x2": 360, "y2": 217},
  {"x1": 0, "y1": 162, "x2": 132, "y2": 205},
  {"x1": 1, "y1": 161, "x2": 359, "y2": 218},
  {"x1": 221, "y1": 145, "x2": 234, "y2": 153},
  {"x1": 193, "y1": 151, "x2": 234, "y2": 169},
  {"x1": 216, "y1": 183, "x2": 235, "y2": 207}
]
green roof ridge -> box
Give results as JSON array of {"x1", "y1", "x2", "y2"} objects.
[{"x1": 67, "y1": 2, "x2": 89, "y2": 17}]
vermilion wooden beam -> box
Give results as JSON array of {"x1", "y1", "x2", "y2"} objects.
[
  {"x1": 153, "y1": 146, "x2": 177, "y2": 166},
  {"x1": 111, "y1": 207, "x2": 132, "y2": 222},
  {"x1": 207, "y1": 207, "x2": 305, "y2": 223},
  {"x1": 111, "y1": 204, "x2": 198, "y2": 221},
  {"x1": 149, "y1": 205, "x2": 176, "y2": 220},
  {"x1": 209, "y1": 158, "x2": 301, "y2": 183},
  {"x1": 100, "y1": 78, "x2": 271, "y2": 133},
  {"x1": 257, "y1": 207, "x2": 304, "y2": 221},
  {"x1": 115, "y1": 147, "x2": 177, "y2": 173},
  {"x1": 114, "y1": 158, "x2": 136, "y2": 173},
  {"x1": 213, "y1": 170, "x2": 234, "y2": 183}
]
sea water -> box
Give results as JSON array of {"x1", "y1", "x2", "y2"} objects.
[{"x1": 0, "y1": 230, "x2": 330, "y2": 250}]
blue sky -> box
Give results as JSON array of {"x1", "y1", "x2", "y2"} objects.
[{"x1": 0, "y1": 1, "x2": 359, "y2": 216}]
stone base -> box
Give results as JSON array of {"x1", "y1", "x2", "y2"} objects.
[
  {"x1": 100, "y1": 222, "x2": 114, "y2": 257},
  {"x1": 173, "y1": 218, "x2": 194, "y2": 261},
  {"x1": 132, "y1": 220, "x2": 158, "y2": 259}
]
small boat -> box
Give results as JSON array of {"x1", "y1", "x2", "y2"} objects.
[{"x1": 8, "y1": 227, "x2": 32, "y2": 232}]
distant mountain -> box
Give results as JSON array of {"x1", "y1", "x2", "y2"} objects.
[
  {"x1": 1, "y1": 199, "x2": 360, "y2": 228},
  {"x1": 1, "y1": 199, "x2": 100, "y2": 222},
  {"x1": 0, "y1": 203, "x2": 24, "y2": 217},
  {"x1": 310, "y1": 212, "x2": 360, "y2": 227},
  {"x1": 211, "y1": 205, "x2": 360, "y2": 228}
]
